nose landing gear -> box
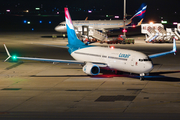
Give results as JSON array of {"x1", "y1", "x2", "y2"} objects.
[
  {"x1": 140, "y1": 76, "x2": 144, "y2": 81},
  {"x1": 140, "y1": 73, "x2": 145, "y2": 81}
]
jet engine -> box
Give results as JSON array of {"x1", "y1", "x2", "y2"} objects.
[{"x1": 83, "y1": 63, "x2": 100, "y2": 75}]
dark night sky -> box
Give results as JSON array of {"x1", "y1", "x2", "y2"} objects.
[
  {"x1": 0, "y1": 0, "x2": 180, "y2": 31},
  {"x1": 1, "y1": 0, "x2": 180, "y2": 21}
]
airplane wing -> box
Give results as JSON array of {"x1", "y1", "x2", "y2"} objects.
[
  {"x1": 3, "y1": 44, "x2": 108, "y2": 67},
  {"x1": 148, "y1": 39, "x2": 176, "y2": 59},
  {"x1": 35, "y1": 44, "x2": 69, "y2": 49},
  {"x1": 3, "y1": 44, "x2": 82, "y2": 64},
  {"x1": 10, "y1": 57, "x2": 84, "y2": 64}
]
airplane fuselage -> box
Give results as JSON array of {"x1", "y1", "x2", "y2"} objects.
[
  {"x1": 55, "y1": 20, "x2": 131, "y2": 32},
  {"x1": 71, "y1": 46, "x2": 153, "y2": 74}
]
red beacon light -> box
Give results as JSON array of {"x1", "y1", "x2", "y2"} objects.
[
  {"x1": 110, "y1": 46, "x2": 114, "y2": 49},
  {"x1": 132, "y1": 25, "x2": 136, "y2": 28},
  {"x1": 122, "y1": 29, "x2": 127, "y2": 33}
]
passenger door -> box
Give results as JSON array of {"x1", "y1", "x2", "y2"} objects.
[{"x1": 131, "y1": 57, "x2": 135, "y2": 66}]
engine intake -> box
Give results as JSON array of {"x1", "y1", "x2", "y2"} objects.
[{"x1": 83, "y1": 63, "x2": 100, "y2": 75}]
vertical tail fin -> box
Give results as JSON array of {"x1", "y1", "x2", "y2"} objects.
[
  {"x1": 130, "y1": 3, "x2": 147, "y2": 26},
  {"x1": 4, "y1": 44, "x2": 12, "y2": 62},
  {"x1": 64, "y1": 7, "x2": 85, "y2": 46}
]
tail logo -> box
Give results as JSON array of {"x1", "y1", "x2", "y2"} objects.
[
  {"x1": 64, "y1": 8, "x2": 74, "y2": 30},
  {"x1": 132, "y1": 5, "x2": 147, "y2": 19}
]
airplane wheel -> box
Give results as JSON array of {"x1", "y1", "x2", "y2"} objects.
[{"x1": 140, "y1": 76, "x2": 144, "y2": 81}]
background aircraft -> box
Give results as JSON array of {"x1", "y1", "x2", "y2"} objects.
[{"x1": 55, "y1": 4, "x2": 147, "y2": 33}]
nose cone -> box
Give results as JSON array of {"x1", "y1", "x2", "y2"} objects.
[
  {"x1": 54, "y1": 26, "x2": 59, "y2": 32},
  {"x1": 146, "y1": 62, "x2": 153, "y2": 73},
  {"x1": 54, "y1": 26, "x2": 66, "y2": 32}
]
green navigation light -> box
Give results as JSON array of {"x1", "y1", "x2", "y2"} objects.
[{"x1": 12, "y1": 55, "x2": 17, "y2": 60}]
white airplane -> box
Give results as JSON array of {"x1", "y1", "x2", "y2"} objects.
[
  {"x1": 4, "y1": 7, "x2": 176, "y2": 80},
  {"x1": 55, "y1": 4, "x2": 147, "y2": 33}
]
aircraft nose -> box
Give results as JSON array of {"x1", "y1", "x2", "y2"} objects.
[
  {"x1": 146, "y1": 62, "x2": 153, "y2": 72},
  {"x1": 55, "y1": 26, "x2": 60, "y2": 32},
  {"x1": 55, "y1": 26, "x2": 66, "y2": 32}
]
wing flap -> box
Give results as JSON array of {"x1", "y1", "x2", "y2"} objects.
[
  {"x1": 35, "y1": 44, "x2": 69, "y2": 49},
  {"x1": 17, "y1": 57, "x2": 84, "y2": 64}
]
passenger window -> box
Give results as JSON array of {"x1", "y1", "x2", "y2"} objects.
[{"x1": 59, "y1": 24, "x2": 65, "y2": 26}]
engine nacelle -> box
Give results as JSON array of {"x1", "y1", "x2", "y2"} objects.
[{"x1": 83, "y1": 63, "x2": 100, "y2": 75}]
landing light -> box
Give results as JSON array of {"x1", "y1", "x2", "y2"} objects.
[{"x1": 149, "y1": 22, "x2": 154, "y2": 25}]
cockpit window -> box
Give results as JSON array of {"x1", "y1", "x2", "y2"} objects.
[
  {"x1": 139, "y1": 59, "x2": 143, "y2": 62},
  {"x1": 143, "y1": 59, "x2": 149, "y2": 61},
  {"x1": 139, "y1": 57, "x2": 151, "y2": 62},
  {"x1": 58, "y1": 24, "x2": 65, "y2": 26}
]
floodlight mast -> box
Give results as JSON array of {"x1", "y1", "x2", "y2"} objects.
[{"x1": 123, "y1": 0, "x2": 126, "y2": 37}]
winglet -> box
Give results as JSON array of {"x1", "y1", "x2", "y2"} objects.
[
  {"x1": 173, "y1": 38, "x2": 177, "y2": 55},
  {"x1": 3, "y1": 44, "x2": 11, "y2": 62}
]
